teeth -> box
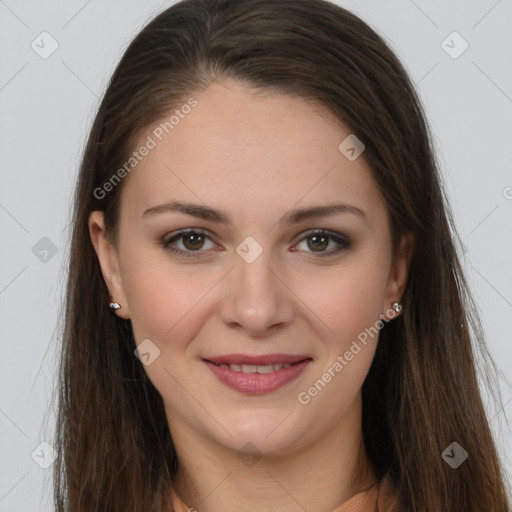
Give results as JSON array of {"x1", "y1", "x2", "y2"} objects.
[
  {"x1": 225, "y1": 363, "x2": 292, "y2": 373},
  {"x1": 254, "y1": 364, "x2": 274, "y2": 374}
]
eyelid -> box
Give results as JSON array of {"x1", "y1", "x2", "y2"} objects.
[
  {"x1": 160, "y1": 228, "x2": 218, "y2": 258},
  {"x1": 292, "y1": 229, "x2": 350, "y2": 246},
  {"x1": 160, "y1": 228, "x2": 351, "y2": 258},
  {"x1": 292, "y1": 229, "x2": 351, "y2": 257}
]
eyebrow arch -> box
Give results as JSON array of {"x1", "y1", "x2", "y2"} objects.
[{"x1": 142, "y1": 200, "x2": 367, "y2": 225}]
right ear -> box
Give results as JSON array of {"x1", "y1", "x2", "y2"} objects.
[{"x1": 88, "y1": 211, "x2": 131, "y2": 319}]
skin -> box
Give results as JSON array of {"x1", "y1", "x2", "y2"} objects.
[{"x1": 89, "y1": 79, "x2": 413, "y2": 512}]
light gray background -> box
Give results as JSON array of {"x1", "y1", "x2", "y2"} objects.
[{"x1": 1, "y1": 1, "x2": 511, "y2": 510}]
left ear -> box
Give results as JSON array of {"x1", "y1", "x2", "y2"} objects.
[{"x1": 382, "y1": 232, "x2": 414, "y2": 320}]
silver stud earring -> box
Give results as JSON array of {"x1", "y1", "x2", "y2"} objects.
[
  {"x1": 392, "y1": 302, "x2": 402, "y2": 314},
  {"x1": 109, "y1": 301, "x2": 121, "y2": 311}
]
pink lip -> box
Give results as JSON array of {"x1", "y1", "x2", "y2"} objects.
[{"x1": 203, "y1": 355, "x2": 312, "y2": 395}]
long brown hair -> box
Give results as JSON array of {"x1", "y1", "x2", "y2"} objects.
[{"x1": 53, "y1": 0, "x2": 511, "y2": 510}]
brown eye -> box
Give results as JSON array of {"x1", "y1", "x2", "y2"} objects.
[
  {"x1": 160, "y1": 229, "x2": 216, "y2": 258},
  {"x1": 307, "y1": 234, "x2": 329, "y2": 252},
  {"x1": 294, "y1": 230, "x2": 351, "y2": 258},
  {"x1": 182, "y1": 232, "x2": 206, "y2": 251}
]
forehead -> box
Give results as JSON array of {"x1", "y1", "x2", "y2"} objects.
[{"x1": 119, "y1": 80, "x2": 386, "y2": 228}]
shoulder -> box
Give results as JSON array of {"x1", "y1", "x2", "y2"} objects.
[{"x1": 377, "y1": 475, "x2": 404, "y2": 512}]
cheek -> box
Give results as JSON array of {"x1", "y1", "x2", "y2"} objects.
[
  {"x1": 120, "y1": 246, "x2": 215, "y2": 346},
  {"x1": 294, "y1": 264, "x2": 386, "y2": 432},
  {"x1": 305, "y1": 259, "x2": 389, "y2": 346},
  {"x1": 121, "y1": 253, "x2": 219, "y2": 408}
]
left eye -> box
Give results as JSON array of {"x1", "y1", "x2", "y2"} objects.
[
  {"x1": 160, "y1": 229, "x2": 351, "y2": 259},
  {"x1": 293, "y1": 230, "x2": 351, "y2": 256}
]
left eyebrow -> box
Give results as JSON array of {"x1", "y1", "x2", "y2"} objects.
[
  {"x1": 142, "y1": 200, "x2": 367, "y2": 225},
  {"x1": 282, "y1": 203, "x2": 367, "y2": 224}
]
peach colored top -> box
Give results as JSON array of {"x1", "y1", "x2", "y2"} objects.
[{"x1": 166, "y1": 476, "x2": 400, "y2": 511}]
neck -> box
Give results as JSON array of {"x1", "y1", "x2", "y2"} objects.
[{"x1": 168, "y1": 394, "x2": 376, "y2": 512}]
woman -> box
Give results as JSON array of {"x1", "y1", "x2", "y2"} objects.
[{"x1": 53, "y1": 0, "x2": 511, "y2": 510}]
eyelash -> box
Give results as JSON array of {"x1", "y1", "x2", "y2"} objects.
[{"x1": 159, "y1": 228, "x2": 351, "y2": 259}]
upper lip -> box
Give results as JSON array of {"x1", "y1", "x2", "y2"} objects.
[{"x1": 204, "y1": 354, "x2": 311, "y2": 365}]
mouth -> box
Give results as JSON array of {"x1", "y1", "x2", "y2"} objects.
[
  {"x1": 203, "y1": 354, "x2": 312, "y2": 394},
  {"x1": 205, "y1": 359, "x2": 306, "y2": 374},
  {"x1": 209, "y1": 362, "x2": 296, "y2": 373}
]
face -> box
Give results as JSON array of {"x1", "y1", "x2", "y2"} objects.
[{"x1": 89, "y1": 79, "x2": 411, "y2": 457}]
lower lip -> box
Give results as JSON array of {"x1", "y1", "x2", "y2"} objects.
[{"x1": 204, "y1": 359, "x2": 311, "y2": 395}]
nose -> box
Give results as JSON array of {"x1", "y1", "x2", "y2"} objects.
[{"x1": 218, "y1": 246, "x2": 295, "y2": 337}]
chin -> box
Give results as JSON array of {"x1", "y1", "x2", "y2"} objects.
[{"x1": 209, "y1": 408, "x2": 311, "y2": 457}]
